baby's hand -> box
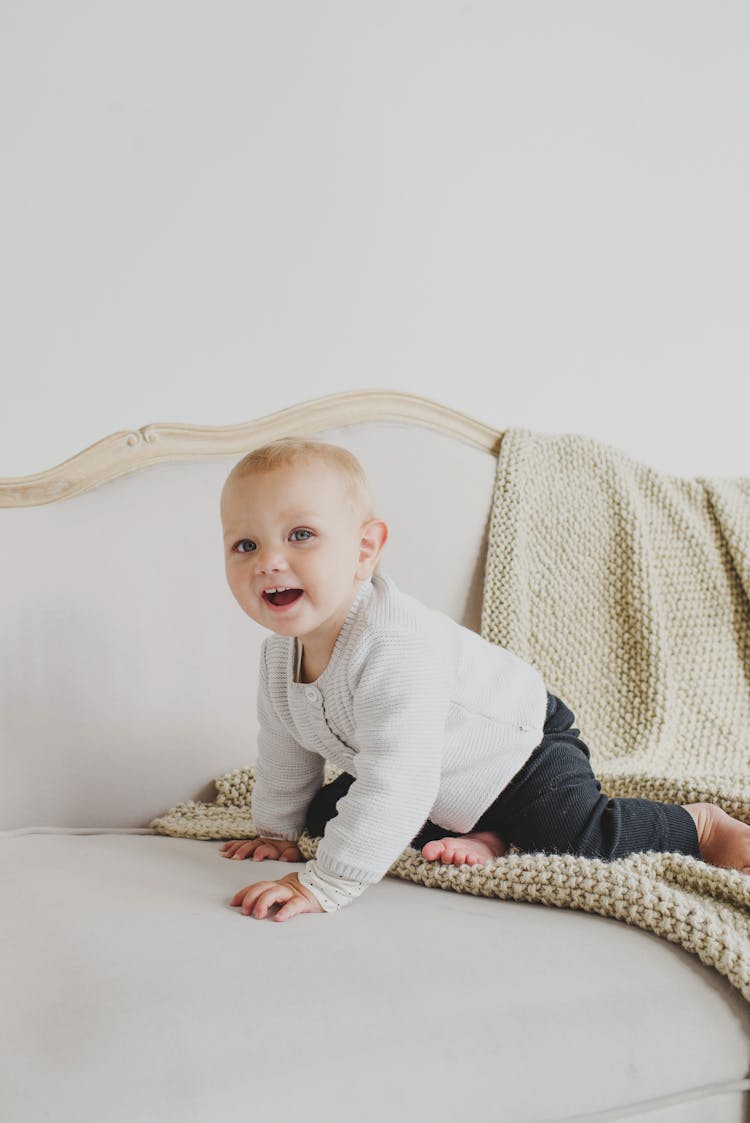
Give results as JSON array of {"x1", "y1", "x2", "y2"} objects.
[
  {"x1": 220, "y1": 837, "x2": 302, "y2": 862},
  {"x1": 231, "y1": 872, "x2": 324, "y2": 922}
]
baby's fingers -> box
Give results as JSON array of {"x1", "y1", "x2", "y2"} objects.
[
  {"x1": 273, "y1": 895, "x2": 312, "y2": 922},
  {"x1": 230, "y1": 882, "x2": 264, "y2": 913},
  {"x1": 220, "y1": 840, "x2": 256, "y2": 860},
  {"x1": 232, "y1": 881, "x2": 290, "y2": 920}
]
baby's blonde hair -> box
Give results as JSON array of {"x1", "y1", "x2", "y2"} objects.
[{"x1": 225, "y1": 437, "x2": 378, "y2": 525}]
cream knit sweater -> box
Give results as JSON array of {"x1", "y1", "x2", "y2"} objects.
[{"x1": 252, "y1": 572, "x2": 547, "y2": 908}]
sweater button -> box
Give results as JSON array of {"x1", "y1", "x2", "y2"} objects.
[{"x1": 305, "y1": 687, "x2": 318, "y2": 702}]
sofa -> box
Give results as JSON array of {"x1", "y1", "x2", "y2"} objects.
[{"x1": 2, "y1": 389, "x2": 748, "y2": 1123}]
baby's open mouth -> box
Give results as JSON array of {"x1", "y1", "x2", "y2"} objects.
[{"x1": 263, "y1": 588, "x2": 304, "y2": 607}]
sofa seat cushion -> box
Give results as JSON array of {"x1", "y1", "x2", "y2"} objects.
[{"x1": 2, "y1": 833, "x2": 748, "y2": 1123}]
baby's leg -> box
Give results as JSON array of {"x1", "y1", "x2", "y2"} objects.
[
  {"x1": 305, "y1": 772, "x2": 356, "y2": 836},
  {"x1": 442, "y1": 704, "x2": 707, "y2": 864},
  {"x1": 684, "y1": 803, "x2": 750, "y2": 874},
  {"x1": 308, "y1": 775, "x2": 507, "y2": 866},
  {"x1": 461, "y1": 728, "x2": 750, "y2": 869}
]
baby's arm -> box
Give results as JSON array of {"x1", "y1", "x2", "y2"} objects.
[
  {"x1": 300, "y1": 630, "x2": 453, "y2": 909},
  {"x1": 251, "y1": 642, "x2": 326, "y2": 838},
  {"x1": 227, "y1": 631, "x2": 451, "y2": 920},
  {"x1": 221, "y1": 643, "x2": 323, "y2": 868}
]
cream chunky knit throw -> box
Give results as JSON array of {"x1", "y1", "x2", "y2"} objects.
[{"x1": 152, "y1": 429, "x2": 750, "y2": 1000}]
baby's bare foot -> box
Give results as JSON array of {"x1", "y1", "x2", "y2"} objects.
[
  {"x1": 683, "y1": 803, "x2": 750, "y2": 874},
  {"x1": 421, "y1": 830, "x2": 506, "y2": 867}
]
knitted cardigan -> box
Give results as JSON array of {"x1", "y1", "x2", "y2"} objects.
[{"x1": 252, "y1": 571, "x2": 547, "y2": 889}]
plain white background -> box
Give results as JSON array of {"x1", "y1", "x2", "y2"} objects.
[{"x1": 1, "y1": 1, "x2": 748, "y2": 479}]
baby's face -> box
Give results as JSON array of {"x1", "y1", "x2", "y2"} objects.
[{"x1": 221, "y1": 460, "x2": 382, "y2": 648}]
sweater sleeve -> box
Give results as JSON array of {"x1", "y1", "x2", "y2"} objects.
[
  {"x1": 251, "y1": 643, "x2": 326, "y2": 842},
  {"x1": 297, "y1": 862, "x2": 369, "y2": 911},
  {"x1": 313, "y1": 628, "x2": 453, "y2": 885}
]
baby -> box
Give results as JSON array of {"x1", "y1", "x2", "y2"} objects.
[{"x1": 219, "y1": 437, "x2": 750, "y2": 922}]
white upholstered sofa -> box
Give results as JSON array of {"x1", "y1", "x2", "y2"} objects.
[{"x1": 2, "y1": 390, "x2": 749, "y2": 1123}]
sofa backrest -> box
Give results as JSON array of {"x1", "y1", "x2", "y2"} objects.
[{"x1": 2, "y1": 401, "x2": 499, "y2": 829}]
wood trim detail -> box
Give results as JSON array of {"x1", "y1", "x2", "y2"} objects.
[{"x1": 0, "y1": 389, "x2": 502, "y2": 508}]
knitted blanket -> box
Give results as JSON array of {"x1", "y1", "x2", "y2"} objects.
[
  {"x1": 152, "y1": 429, "x2": 750, "y2": 1000},
  {"x1": 484, "y1": 429, "x2": 750, "y2": 817}
]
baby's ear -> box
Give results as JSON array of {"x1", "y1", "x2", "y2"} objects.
[{"x1": 358, "y1": 519, "x2": 388, "y2": 577}]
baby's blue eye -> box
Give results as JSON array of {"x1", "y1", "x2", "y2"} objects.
[
  {"x1": 235, "y1": 540, "x2": 255, "y2": 553},
  {"x1": 290, "y1": 529, "x2": 313, "y2": 541}
]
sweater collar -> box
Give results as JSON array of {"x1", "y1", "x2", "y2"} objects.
[{"x1": 291, "y1": 576, "x2": 375, "y2": 686}]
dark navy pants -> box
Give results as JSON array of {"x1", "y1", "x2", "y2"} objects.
[{"x1": 305, "y1": 692, "x2": 702, "y2": 861}]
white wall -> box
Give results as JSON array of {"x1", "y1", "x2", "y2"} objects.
[{"x1": 2, "y1": 0, "x2": 748, "y2": 480}]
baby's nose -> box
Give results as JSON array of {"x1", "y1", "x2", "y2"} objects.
[{"x1": 254, "y1": 547, "x2": 288, "y2": 573}]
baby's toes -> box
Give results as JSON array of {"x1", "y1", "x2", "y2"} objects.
[
  {"x1": 421, "y1": 840, "x2": 446, "y2": 862},
  {"x1": 438, "y1": 841, "x2": 460, "y2": 864},
  {"x1": 453, "y1": 845, "x2": 475, "y2": 866},
  {"x1": 440, "y1": 842, "x2": 463, "y2": 865}
]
